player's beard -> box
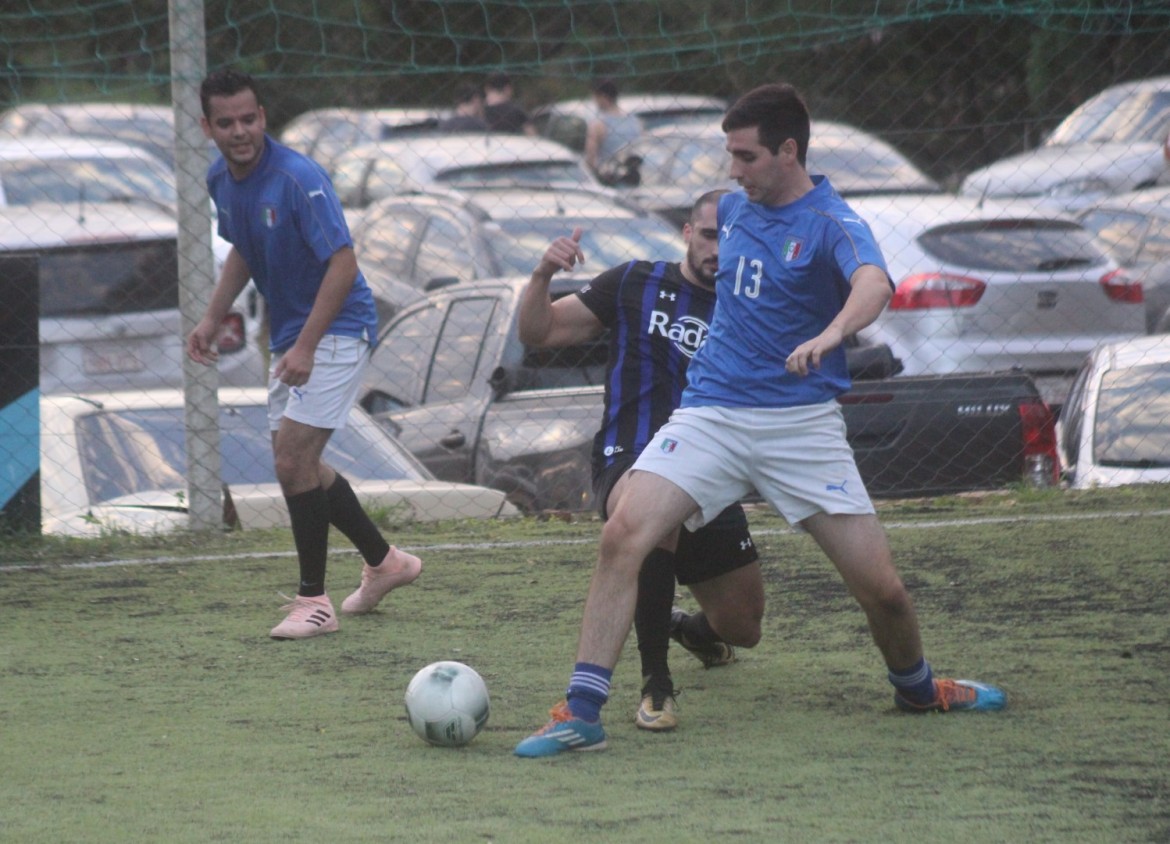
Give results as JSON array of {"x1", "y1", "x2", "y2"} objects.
[{"x1": 686, "y1": 246, "x2": 718, "y2": 289}]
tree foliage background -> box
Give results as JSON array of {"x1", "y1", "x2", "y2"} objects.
[{"x1": 4, "y1": 1, "x2": 1170, "y2": 186}]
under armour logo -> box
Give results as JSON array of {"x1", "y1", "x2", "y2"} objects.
[
  {"x1": 826, "y1": 479, "x2": 849, "y2": 494},
  {"x1": 659, "y1": 290, "x2": 676, "y2": 301},
  {"x1": 740, "y1": 538, "x2": 753, "y2": 551}
]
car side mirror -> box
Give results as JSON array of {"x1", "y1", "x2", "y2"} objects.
[
  {"x1": 845, "y1": 343, "x2": 903, "y2": 380},
  {"x1": 488, "y1": 365, "x2": 512, "y2": 398}
]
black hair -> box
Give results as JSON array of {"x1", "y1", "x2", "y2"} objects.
[
  {"x1": 485, "y1": 72, "x2": 512, "y2": 92},
  {"x1": 722, "y1": 83, "x2": 810, "y2": 165},
  {"x1": 591, "y1": 78, "x2": 619, "y2": 102},
  {"x1": 690, "y1": 188, "x2": 730, "y2": 223},
  {"x1": 199, "y1": 68, "x2": 259, "y2": 118}
]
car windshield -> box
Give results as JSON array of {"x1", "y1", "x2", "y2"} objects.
[
  {"x1": 1046, "y1": 88, "x2": 1170, "y2": 145},
  {"x1": 436, "y1": 161, "x2": 592, "y2": 188},
  {"x1": 917, "y1": 219, "x2": 1109, "y2": 272},
  {"x1": 489, "y1": 216, "x2": 685, "y2": 275},
  {"x1": 1093, "y1": 362, "x2": 1170, "y2": 467},
  {"x1": 75, "y1": 404, "x2": 420, "y2": 505},
  {"x1": 29, "y1": 239, "x2": 179, "y2": 317},
  {"x1": 0, "y1": 155, "x2": 176, "y2": 205}
]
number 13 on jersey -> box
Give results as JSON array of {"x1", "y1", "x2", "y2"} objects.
[{"x1": 733, "y1": 256, "x2": 763, "y2": 298}]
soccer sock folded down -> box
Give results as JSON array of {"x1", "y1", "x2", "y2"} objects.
[
  {"x1": 566, "y1": 663, "x2": 613, "y2": 722},
  {"x1": 888, "y1": 657, "x2": 936, "y2": 705}
]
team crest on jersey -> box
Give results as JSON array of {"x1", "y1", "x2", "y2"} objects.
[
  {"x1": 660, "y1": 438, "x2": 678, "y2": 454},
  {"x1": 783, "y1": 237, "x2": 803, "y2": 261},
  {"x1": 262, "y1": 206, "x2": 278, "y2": 228}
]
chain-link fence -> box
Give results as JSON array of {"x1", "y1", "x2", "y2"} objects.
[{"x1": 3, "y1": 1, "x2": 1170, "y2": 534}]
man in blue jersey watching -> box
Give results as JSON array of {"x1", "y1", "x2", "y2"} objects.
[
  {"x1": 187, "y1": 69, "x2": 421, "y2": 639},
  {"x1": 515, "y1": 82, "x2": 1006, "y2": 757},
  {"x1": 518, "y1": 189, "x2": 763, "y2": 734}
]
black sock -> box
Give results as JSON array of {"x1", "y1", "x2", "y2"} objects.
[
  {"x1": 678, "y1": 611, "x2": 722, "y2": 649},
  {"x1": 636, "y1": 548, "x2": 676, "y2": 683},
  {"x1": 325, "y1": 473, "x2": 391, "y2": 566},
  {"x1": 286, "y1": 486, "x2": 330, "y2": 597}
]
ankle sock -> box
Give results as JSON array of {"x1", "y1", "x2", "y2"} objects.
[
  {"x1": 889, "y1": 657, "x2": 936, "y2": 705},
  {"x1": 565, "y1": 662, "x2": 612, "y2": 722}
]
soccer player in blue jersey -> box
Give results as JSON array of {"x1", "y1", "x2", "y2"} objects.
[
  {"x1": 518, "y1": 190, "x2": 763, "y2": 734},
  {"x1": 187, "y1": 69, "x2": 421, "y2": 639},
  {"x1": 515, "y1": 82, "x2": 1006, "y2": 758}
]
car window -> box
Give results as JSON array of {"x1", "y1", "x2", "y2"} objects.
[
  {"x1": 31, "y1": 239, "x2": 178, "y2": 317},
  {"x1": 1060, "y1": 359, "x2": 1092, "y2": 465},
  {"x1": 917, "y1": 220, "x2": 1109, "y2": 272},
  {"x1": 436, "y1": 161, "x2": 591, "y2": 188},
  {"x1": 75, "y1": 404, "x2": 420, "y2": 504},
  {"x1": 366, "y1": 302, "x2": 445, "y2": 408},
  {"x1": 1138, "y1": 213, "x2": 1170, "y2": 263},
  {"x1": 1093, "y1": 361, "x2": 1170, "y2": 466},
  {"x1": 355, "y1": 206, "x2": 424, "y2": 279},
  {"x1": 0, "y1": 156, "x2": 176, "y2": 205},
  {"x1": 426, "y1": 296, "x2": 498, "y2": 402},
  {"x1": 331, "y1": 156, "x2": 370, "y2": 207},
  {"x1": 542, "y1": 114, "x2": 589, "y2": 152},
  {"x1": 362, "y1": 157, "x2": 415, "y2": 206},
  {"x1": 414, "y1": 212, "x2": 474, "y2": 285},
  {"x1": 1078, "y1": 209, "x2": 1148, "y2": 265}
]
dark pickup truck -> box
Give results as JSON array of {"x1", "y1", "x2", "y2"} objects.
[{"x1": 360, "y1": 276, "x2": 1060, "y2": 511}]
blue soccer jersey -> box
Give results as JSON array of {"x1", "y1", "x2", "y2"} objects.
[
  {"x1": 207, "y1": 136, "x2": 378, "y2": 353},
  {"x1": 682, "y1": 178, "x2": 890, "y2": 409}
]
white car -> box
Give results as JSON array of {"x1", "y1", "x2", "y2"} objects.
[
  {"x1": 329, "y1": 134, "x2": 600, "y2": 208},
  {"x1": 1, "y1": 202, "x2": 264, "y2": 394},
  {"x1": 850, "y1": 194, "x2": 1146, "y2": 396},
  {"x1": 278, "y1": 106, "x2": 445, "y2": 171},
  {"x1": 960, "y1": 76, "x2": 1170, "y2": 211},
  {"x1": 0, "y1": 102, "x2": 182, "y2": 168},
  {"x1": 1057, "y1": 334, "x2": 1170, "y2": 489},
  {"x1": 600, "y1": 120, "x2": 941, "y2": 226},
  {"x1": 531, "y1": 92, "x2": 729, "y2": 153},
  {"x1": 38, "y1": 388, "x2": 516, "y2": 536}
]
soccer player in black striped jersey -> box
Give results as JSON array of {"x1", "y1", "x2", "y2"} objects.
[{"x1": 517, "y1": 190, "x2": 765, "y2": 733}]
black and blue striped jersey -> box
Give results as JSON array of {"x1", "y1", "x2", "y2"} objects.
[{"x1": 575, "y1": 259, "x2": 716, "y2": 478}]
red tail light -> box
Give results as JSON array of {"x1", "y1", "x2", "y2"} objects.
[
  {"x1": 1018, "y1": 398, "x2": 1060, "y2": 487},
  {"x1": 1099, "y1": 269, "x2": 1142, "y2": 303},
  {"x1": 889, "y1": 273, "x2": 986, "y2": 309},
  {"x1": 215, "y1": 311, "x2": 247, "y2": 355}
]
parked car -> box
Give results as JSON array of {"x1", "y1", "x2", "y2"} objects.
[
  {"x1": 960, "y1": 75, "x2": 1170, "y2": 211},
  {"x1": 1058, "y1": 334, "x2": 1170, "y2": 489},
  {"x1": 599, "y1": 120, "x2": 941, "y2": 226},
  {"x1": 39, "y1": 388, "x2": 515, "y2": 536},
  {"x1": 329, "y1": 133, "x2": 600, "y2": 208},
  {"x1": 0, "y1": 101, "x2": 183, "y2": 168},
  {"x1": 278, "y1": 106, "x2": 445, "y2": 171},
  {"x1": 849, "y1": 194, "x2": 1146, "y2": 403},
  {"x1": 531, "y1": 93, "x2": 728, "y2": 154},
  {"x1": 360, "y1": 275, "x2": 1060, "y2": 510},
  {"x1": 350, "y1": 185, "x2": 684, "y2": 317},
  {"x1": 0, "y1": 136, "x2": 177, "y2": 207},
  {"x1": 0, "y1": 202, "x2": 264, "y2": 394},
  {"x1": 1075, "y1": 186, "x2": 1170, "y2": 333}
]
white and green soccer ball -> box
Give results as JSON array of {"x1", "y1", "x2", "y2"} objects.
[{"x1": 404, "y1": 661, "x2": 491, "y2": 747}]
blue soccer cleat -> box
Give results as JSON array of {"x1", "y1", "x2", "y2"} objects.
[
  {"x1": 895, "y1": 678, "x2": 1007, "y2": 713},
  {"x1": 514, "y1": 701, "x2": 608, "y2": 757}
]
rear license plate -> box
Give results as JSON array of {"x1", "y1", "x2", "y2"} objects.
[{"x1": 83, "y1": 345, "x2": 146, "y2": 375}]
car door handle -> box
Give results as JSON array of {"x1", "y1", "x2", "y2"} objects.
[{"x1": 439, "y1": 431, "x2": 467, "y2": 449}]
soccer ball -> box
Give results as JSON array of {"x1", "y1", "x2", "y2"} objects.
[{"x1": 404, "y1": 661, "x2": 491, "y2": 747}]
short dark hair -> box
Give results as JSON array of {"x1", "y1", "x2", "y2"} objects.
[
  {"x1": 200, "y1": 68, "x2": 259, "y2": 118},
  {"x1": 591, "y1": 78, "x2": 619, "y2": 102},
  {"x1": 722, "y1": 83, "x2": 810, "y2": 165},
  {"x1": 485, "y1": 72, "x2": 512, "y2": 92},
  {"x1": 690, "y1": 188, "x2": 729, "y2": 223}
]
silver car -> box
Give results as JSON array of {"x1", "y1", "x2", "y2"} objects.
[
  {"x1": 38, "y1": 388, "x2": 515, "y2": 536},
  {"x1": 330, "y1": 133, "x2": 600, "y2": 208},
  {"x1": 960, "y1": 75, "x2": 1170, "y2": 211},
  {"x1": 0, "y1": 136, "x2": 176, "y2": 207},
  {"x1": 1, "y1": 202, "x2": 264, "y2": 394},
  {"x1": 1057, "y1": 334, "x2": 1170, "y2": 489},
  {"x1": 851, "y1": 194, "x2": 1146, "y2": 398}
]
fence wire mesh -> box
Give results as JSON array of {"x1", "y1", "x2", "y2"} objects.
[{"x1": 2, "y1": 1, "x2": 1170, "y2": 533}]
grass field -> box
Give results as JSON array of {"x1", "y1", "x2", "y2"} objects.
[{"x1": 2, "y1": 486, "x2": 1169, "y2": 842}]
